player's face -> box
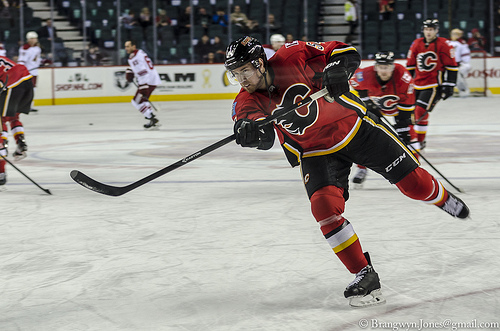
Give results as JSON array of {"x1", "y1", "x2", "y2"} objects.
[
  {"x1": 375, "y1": 64, "x2": 395, "y2": 81},
  {"x1": 124, "y1": 41, "x2": 135, "y2": 54},
  {"x1": 230, "y1": 61, "x2": 265, "y2": 93},
  {"x1": 423, "y1": 27, "x2": 438, "y2": 41}
]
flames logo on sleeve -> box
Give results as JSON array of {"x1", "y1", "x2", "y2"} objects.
[
  {"x1": 273, "y1": 84, "x2": 318, "y2": 135},
  {"x1": 416, "y1": 51, "x2": 438, "y2": 72}
]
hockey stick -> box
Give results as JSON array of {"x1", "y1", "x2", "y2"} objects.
[
  {"x1": 379, "y1": 116, "x2": 464, "y2": 193},
  {"x1": 0, "y1": 75, "x2": 9, "y2": 95},
  {"x1": 133, "y1": 81, "x2": 160, "y2": 113},
  {"x1": 0, "y1": 155, "x2": 52, "y2": 194},
  {"x1": 71, "y1": 88, "x2": 329, "y2": 196}
]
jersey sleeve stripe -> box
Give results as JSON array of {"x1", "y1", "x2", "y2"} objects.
[{"x1": 330, "y1": 46, "x2": 358, "y2": 57}]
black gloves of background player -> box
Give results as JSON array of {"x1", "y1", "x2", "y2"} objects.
[
  {"x1": 364, "y1": 99, "x2": 383, "y2": 118},
  {"x1": 394, "y1": 114, "x2": 413, "y2": 144},
  {"x1": 234, "y1": 119, "x2": 275, "y2": 150},
  {"x1": 322, "y1": 56, "x2": 350, "y2": 98},
  {"x1": 441, "y1": 85, "x2": 455, "y2": 100}
]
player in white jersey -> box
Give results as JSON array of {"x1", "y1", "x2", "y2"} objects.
[
  {"x1": 17, "y1": 31, "x2": 41, "y2": 112},
  {"x1": 124, "y1": 40, "x2": 162, "y2": 129},
  {"x1": 448, "y1": 29, "x2": 471, "y2": 97}
]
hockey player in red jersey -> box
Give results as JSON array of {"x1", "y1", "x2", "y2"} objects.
[
  {"x1": 124, "y1": 40, "x2": 161, "y2": 129},
  {"x1": 0, "y1": 55, "x2": 34, "y2": 185},
  {"x1": 406, "y1": 19, "x2": 458, "y2": 149},
  {"x1": 349, "y1": 51, "x2": 417, "y2": 184},
  {"x1": 225, "y1": 36, "x2": 469, "y2": 307}
]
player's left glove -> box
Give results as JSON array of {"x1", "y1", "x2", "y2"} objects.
[
  {"x1": 322, "y1": 56, "x2": 350, "y2": 98},
  {"x1": 125, "y1": 68, "x2": 134, "y2": 83},
  {"x1": 441, "y1": 85, "x2": 454, "y2": 100}
]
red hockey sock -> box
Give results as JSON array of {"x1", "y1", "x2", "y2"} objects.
[
  {"x1": 396, "y1": 167, "x2": 448, "y2": 205},
  {"x1": 310, "y1": 185, "x2": 368, "y2": 273}
]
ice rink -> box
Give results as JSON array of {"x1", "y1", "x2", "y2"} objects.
[{"x1": 1, "y1": 95, "x2": 499, "y2": 331}]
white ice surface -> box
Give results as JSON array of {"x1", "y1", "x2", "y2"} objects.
[{"x1": 0, "y1": 96, "x2": 499, "y2": 330}]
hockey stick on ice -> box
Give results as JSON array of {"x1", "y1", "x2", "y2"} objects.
[
  {"x1": 71, "y1": 88, "x2": 329, "y2": 196},
  {"x1": 0, "y1": 155, "x2": 52, "y2": 195},
  {"x1": 379, "y1": 116, "x2": 464, "y2": 193}
]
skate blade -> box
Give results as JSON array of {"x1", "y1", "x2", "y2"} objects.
[
  {"x1": 352, "y1": 181, "x2": 364, "y2": 189},
  {"x1": 13, "y1": 152, "x2": 27, "y2": 161},
  {"x1": 144, "y1": 124, "x2": 161, "y2": 131},
  {"x1": 348, "y1": 289, "x2": 386, "y2": 308}
]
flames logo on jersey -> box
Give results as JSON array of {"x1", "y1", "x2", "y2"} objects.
[
  {"x1": 273, "y1": 84, "x2": 318, "y2": 135},
  {"x1": 416, "y1": 51, "x2": 438, "y2": 72},
  {"x1": 373, "y1": 95, "x2": 400, "y2": 112}
]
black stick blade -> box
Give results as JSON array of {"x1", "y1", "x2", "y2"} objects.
[{"x1": 70, "y1": 170, "x2": 127, "y2": 196}]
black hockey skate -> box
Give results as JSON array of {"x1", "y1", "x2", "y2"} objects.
[
  {"x1": 13, "y1": 135, "x2": 27, "y2": 161},
  {"x1": 438, "y1": 192, "x2": 469, "y2": 219},
  {"x1": 344, "y1": 252, "x2": 386, "y2": 307},
  {"x1": 144, "y1": 115, "x2": 160, "y2": 129},
  {"x1": 352, "y1": 168, "x2": 367, "y2": 184},
  {"x1": 0, "y1": 172, "x2": 6, "y2": 185}
]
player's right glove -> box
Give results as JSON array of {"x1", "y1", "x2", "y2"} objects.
[
  {"x1": 441, "y1": 85, "x2": 454, "y2": 100},
  {"x1": 322, "y1": 56, "x2": 350, "y2": 98},
  {"x1": 125, "y1": 68, "x2": 134, "y2": 83},
  {"x1": 234, "y1": 119, "x2": 275, "y2": 149}
]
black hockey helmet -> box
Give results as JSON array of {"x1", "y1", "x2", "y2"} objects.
[
  {"x1": 374, "y1": 51, "x2": 395, "y2": 65},
  {"x1": 224, "y1": 36, "x2": 267, "y2": 71},
  {"x1": 422, "y1": 19, "x2": 439, "y2": 30}
]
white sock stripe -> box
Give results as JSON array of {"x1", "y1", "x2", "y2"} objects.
[
  {"x1": 425, "y1": 180, "x2": 445, "y2": 205},
  {"x1": 326, "y1": 223, "x2": 356, "y2": 249}
]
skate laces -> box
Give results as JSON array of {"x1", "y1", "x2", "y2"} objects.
[{"x1": 348, "y1": 265, "x2": 370, "y2": 287}]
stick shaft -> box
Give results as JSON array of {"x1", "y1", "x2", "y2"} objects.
[
  {"x1": 71, "y1": 88, "x2": 328, "y2": 196},
  {"x1": 1, "y1": 155, "x2": 52, "y2": 194}
]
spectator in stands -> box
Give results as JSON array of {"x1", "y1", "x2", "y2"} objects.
[
  {"x1": 121, "y1": 10, "x2": 138, "y2": 40},
  {"x1": 467, "y1": 28, "x2": 487, "y2": 53},
  {"x1": 83, "y1": 43, "x2": 103, "y2": 66},
  {"x1": 263, "y1": 33, "x2": 285, "y2": 59},
  {"x1": 194, "y1": 34, "x2": 213, "y2": 63},
  {"x1": 196, "y1": 7, "x2": 211, "y2": 35},
  {"x1": 261, "y1": 13, "x2": 282, "y2": 35},
  {"x1": 156, "y1": 9, "x2": 171, "y2": 27},
  {"x1": 0, "y1": 42, "x2": 5, "y2": 56},
  {"x1": 138, "y1": 7, "x2": 153, "y2": 42},
  {"x1": 378, "y1": 0, "x2": 394, "y2": 20},
  {"x1": 206, "y1": 52, "x2": 216, "y2": 64},
  {"x1": 230, "y1": 5, "x2": 259, "y2": 33},
  {"x1": 285, "y1": 33, "x2": 294, "y2": 43},
  {"x1": 37, "y1": 19, "x2": 57, "y2": 41},
  {"x1": 212, "y1": 35, "x2": 226, "y2": 63},
  {"x1": 177, "y1": 6, "x2": 192, "y2": 40},
  {"x1": 212, "y1": 7, "x2": 229, "y2": 30},
  {"x1": 344, "y1": 0, "x2": 358, "y2": 44}
]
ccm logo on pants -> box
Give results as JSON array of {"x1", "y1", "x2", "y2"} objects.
[{"x1": 385, "y1": 154, "x2": 406, "y2": 173}]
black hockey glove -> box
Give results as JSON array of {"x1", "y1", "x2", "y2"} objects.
[
  {"x1": 394, "y1": 117, "x2": 412, "y2": 144},
  {"x1": 234, "y1": 119, "x2": 275, "y2": 149},
  {"x1": 322, "y1": 56, "x2": 350, "y2": 98},
  {"x1": 234, "y1": 119, "x2": 261, "y2": 148},
  {"x1": 441, "y1": 85, "x2": 454, "y2": 100}
]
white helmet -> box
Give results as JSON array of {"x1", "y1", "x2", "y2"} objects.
[
  {"x1": 26, "y1": 31, "x2": 38, "y2": 40},
  {"x1": 270, "y1": 34, "x2": 285, "y2": 44}
]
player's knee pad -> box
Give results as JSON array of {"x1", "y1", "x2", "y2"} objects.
[{"x1": 310, "y1": 185, "x2": 347, "y2": 235}]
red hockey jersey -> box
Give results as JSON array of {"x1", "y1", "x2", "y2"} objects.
[
  {"x1": 231, "y1": 40, "x2": 366, "y2": 166},
  {"x1": 350, "y1": 63, "x2": 415, "y2": 116},
  {"x1": 0, "y1": 56, "x2": 33, "y2": 88},
  {"x1": 406, "y1": 37, "x2": 458, "y2": 89}
]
